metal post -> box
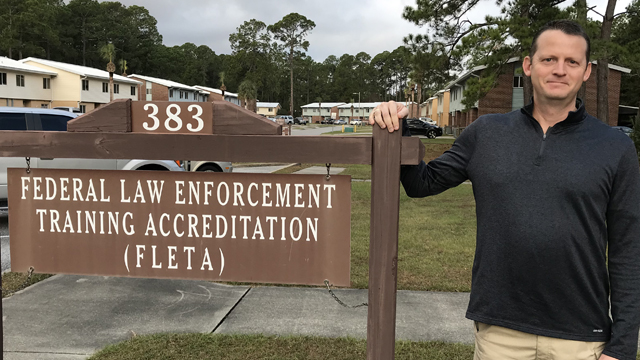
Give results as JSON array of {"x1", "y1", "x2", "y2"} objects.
[{"x1": 367, "y1": 125, "x2": 401, "y2": 359}]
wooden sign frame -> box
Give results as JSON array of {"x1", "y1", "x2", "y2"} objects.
[{"x1": 0, "y1": 99, "x2": 424, "y2": 360}]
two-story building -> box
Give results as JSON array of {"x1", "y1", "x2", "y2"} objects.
[
  {"x1": 128, "y1": 74, "x2": 207, "y2": 103},
  {"x1": 193, "y1": 85, "x2": 240, "y2": 106},
  {"x1": 301, "y1": 102, "x2": 345, "y2": 123},
  {"x1": 21, "y1": 57, "x2": 140, "y2": 113},
  {"x1": 0, "y1": 56, "x2": 57, "y2": 108},
  {"x1": 256, "y1": 102, "x2": 281, "y2": 117},
  {"x1": 336, "y1": 102, "x2": 382, "y2": 122}
]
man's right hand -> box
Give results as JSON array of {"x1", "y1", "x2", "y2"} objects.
[{"x1": 369, "y1": 101, "x2": 409, "y2": 133}]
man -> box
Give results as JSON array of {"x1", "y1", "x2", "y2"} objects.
[{"x1": 370, "y1": 20, "x2": 640, "y2": 360}]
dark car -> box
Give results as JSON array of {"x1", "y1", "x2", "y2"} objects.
[
  {"x1": 294, "y1": 117, "x2": 308, "y2": 125},
  {"x1": 405, "y1": 118, "x2": 443, "y2": 138},
  {"x1": 321, "y1": 118, "x2": 334, "y2": 124}
]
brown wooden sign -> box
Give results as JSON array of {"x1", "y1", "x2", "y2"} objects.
[
  {"x1": 8, "y1": 168, "x2": 351, "y2": 286},
  {"x1": 131, "y1": 101, "x2": 214, "y2": 134}
]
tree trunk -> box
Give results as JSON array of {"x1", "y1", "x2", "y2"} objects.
[
  {"x1": 289, "y1": 44, "x2": 294, "y2": 116},
  {"x1": 109, "y1": 73, "x2": 114, "y2": 102},
  {"x1": 597, "y1": 0, "x2": 617, "y2": 124},
  {"x1": 8, "y1": 8, "x2": 12, "y2": 59},
  {"x1": 417, "y1": 83, "x2": 422, "y2": 116},
  {"x1": 82, "y1": 18, "x2": 87, "y2": 66}
]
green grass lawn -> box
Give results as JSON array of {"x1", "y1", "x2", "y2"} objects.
[
  {"x1": 88, "y1": 334, "x2": 476, "y2": 360},
  {"x1": 350, "y1": 182, "x2": 475, "y2": 291}
]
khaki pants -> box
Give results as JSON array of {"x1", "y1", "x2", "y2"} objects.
[{"x1": 474, "y1": 322, "x2": 606, "y2": 360}]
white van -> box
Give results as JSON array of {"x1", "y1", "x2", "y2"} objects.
[{"x1": 0, "y1": 107, "x2": 185, "y2": 212}]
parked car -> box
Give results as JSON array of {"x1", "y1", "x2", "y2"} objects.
[
  {"x1": 419, "y1": 117, "x2": 437, "y2": 125},
  {"x1": 405, "y1": 118, "x2": 443, "y2": 138},
  {"x1": 612, "y1": 125, "x2": 633, "y2": 137},
  {"x1": 334, "y1": 119, "x2": 347, "y2": 125},
  {"x1": 350, "y1": 119, "x2": 363, "y2": 126},
  {"x1": 294, "y1": 117, "x2": 308, "y2": 125},
  {"x1": 184, "y1": 160, "x2": 233, "y2": 173},
  {"x1": 321, "y1": 118, "x2": 334, "y2": 124},
  {"x1": 276, "y1": 115, "x2": 294, "y2": 124},
  {"x1": 0, "y1": 107, "x2": 184, "y2": 211}
]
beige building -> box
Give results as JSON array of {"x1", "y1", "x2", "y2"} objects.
[
  {"x1": 0, "y1": 56, "x2": 57, "y2": 108},
  {"x1": 301, "y1": 102, "x2": 345, "y2": 123},
  {"x1": 435, "y1": 90, "x2": 451, "y2": 127},
  {"x1": 256, "y1": 102, "x2": 280, "y2": 116},
  {"x1": 21, "y1": 57, "x2": 140, "y2": 113},
  {"x1": 336, "y1": 102, "x2": 382, "y2": 121}
]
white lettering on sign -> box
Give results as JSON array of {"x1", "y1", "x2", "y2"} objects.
[{"x1": 142, "y1": 103, "x2": 205, "y2": 133}]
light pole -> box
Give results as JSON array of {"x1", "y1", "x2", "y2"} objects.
[{"x1": 352, "y1": 92, "x2": 361, "y2": 121}]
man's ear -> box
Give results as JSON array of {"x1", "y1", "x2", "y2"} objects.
[
  {"x1": 523, "y1": 56, "x2": 532, "y2": 76},
  {"x1": 583, "y1": 62, "x2": 592, "y2": 82}
]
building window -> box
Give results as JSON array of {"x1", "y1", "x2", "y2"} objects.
[
  {"x1": 43, "y1": 78, "x2": 50, "y2": 89},
  {"x1": 41, "y1": 103, "x2": 49, "y2": 109},
  {"x1": 180, "y1": 91, "x2": 184, "y2": 99},
  {"x1": 169, "y1": 89, "x2": 173, "y2": 98},
  {"x1": 16, "y1": 75, "x2": 25, "y2": 87},
  {"x1": 268, "y1": 108, "x2": 273, "y2": 112},
  {"x1": 312, "y1": 109, "x2": 316, "y2": 112},
  {"x1": 147, "y1": 88, "x2": 152, "y2": 95},
  {"x1": 0, "y1": 72, "x2": 6, "y2": 85},
  {"x1": 102, "y1": 82, "x2": 108, "y2": 93},
  {"x1": 131, "y1": 86, "x2": 136, "y2": 96},
  {"x1": 113, "y1": 84, "x2": 119, "y2": 94},
  {"x1": 82, "y1": 79, "x2": 89, "y2": 91},
  {"x1": 80, "y1": 105, "x2": 86, "y2": 113},
  {"x1": 513, "y1": 76, "x2": 523, "y2": 88}
]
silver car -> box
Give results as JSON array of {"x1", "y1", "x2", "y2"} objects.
[{"x1": 0, "y1": 107, "x2": 184, "y2": 211}]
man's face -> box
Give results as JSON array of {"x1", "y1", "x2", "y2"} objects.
[{"x1": 523, "y1": 30, "x2": 591, "y2": 103}]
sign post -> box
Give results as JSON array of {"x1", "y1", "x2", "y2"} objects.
[{"x1": 0, "y1": 99, "x2": 424, "y2": 360}]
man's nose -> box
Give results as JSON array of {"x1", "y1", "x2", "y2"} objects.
[{"x1": 552, "y1": 61, "x2": 567, "y2": 76}]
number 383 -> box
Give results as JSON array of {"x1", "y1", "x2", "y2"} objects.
[{"x1": 142, "y1": 103, "x2": 204, "y2": 132}]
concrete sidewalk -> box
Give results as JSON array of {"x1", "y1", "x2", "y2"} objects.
[{"x1": 2, "y1": 275, "x2": 472, "y2": 359}]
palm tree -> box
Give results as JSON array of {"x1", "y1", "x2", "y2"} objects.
[
  {"x1": 219, "y1": 71, "x2": 226, "y2": 99},
  {"x1": 238, "y1": 79, "x2": 258, "y2": 112},
  {"x1": 99, "y1": 43, "x2": 116, "y2": 101},
  {"x1": 119, "y1": 59, "x2": 128, "y2": 76}
]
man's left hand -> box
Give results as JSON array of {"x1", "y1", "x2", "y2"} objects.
[{"x1": 599, "y1": 354, "x2": 618, "y2": 360}]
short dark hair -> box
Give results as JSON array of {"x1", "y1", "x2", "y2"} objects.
[{"x1": 530, "y1": 20, "x2": 591, "y2": 64}]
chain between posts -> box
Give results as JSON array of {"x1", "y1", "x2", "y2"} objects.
[
  {"x1": 326, "y1": 163, "x2": 331, "y2": 180},
  {"x1": 25, "y1": 157, "x2": 30, "y2": 173},
  {"x1": 324, "y1": 279, "x2": 368, "y2": 308},
  {"x1": 1, "y1": 267, "x2": 34, "y2": 297}
]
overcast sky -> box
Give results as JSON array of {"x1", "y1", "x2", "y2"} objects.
[{"x1": 104, "y1": 0, "x2": 632, "y2": 62}]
